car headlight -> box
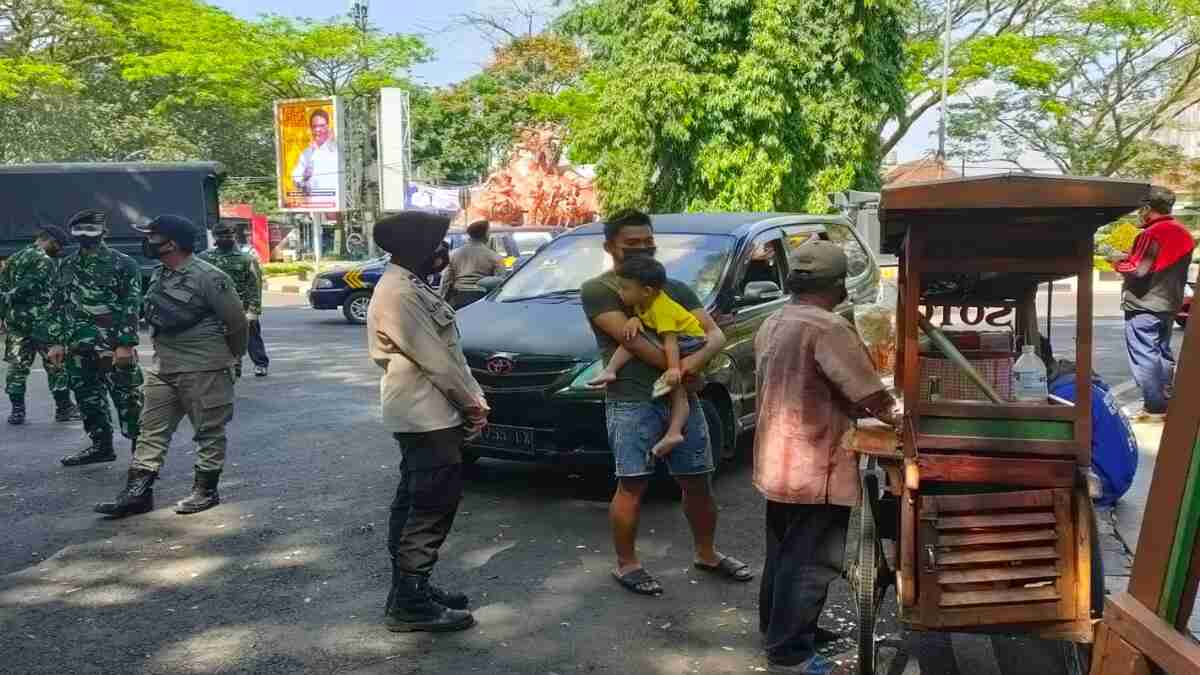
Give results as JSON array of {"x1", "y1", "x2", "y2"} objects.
[
  {"x1": 314, "y1": 278, "x2": 334, "y2": 289},
  {"x1": 561, "y1": 360, "x2": 604, "y2": 393}
]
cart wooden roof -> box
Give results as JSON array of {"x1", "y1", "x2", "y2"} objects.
[{"x1": 879, "y1": 172, "x2": 1150, "y2": 255}]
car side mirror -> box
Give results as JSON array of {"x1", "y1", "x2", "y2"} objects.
[
  {"x1": 479, "y1": 276, "x2": 503, "y2": 291},
  {"x1": 736, "y1": 281, "x2": 783, "y2": 307}
]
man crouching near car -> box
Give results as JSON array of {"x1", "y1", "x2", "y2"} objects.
[
  {"x1": 367, "y1": 211, "x2": 489, "y2": 633},
  {"x1": 580, "y1": 208, "x2": 753, "y2": 596}
]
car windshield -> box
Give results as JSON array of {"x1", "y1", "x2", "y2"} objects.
[
  {"x1": 495, "y1": 233, "x2": 735, "y2": 303},
  {"x1": 511, "y1": 231, "x2": 554, "y2": 256}
]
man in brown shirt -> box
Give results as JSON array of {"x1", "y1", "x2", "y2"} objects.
[
  {"x1": 753, "y1": 241, "x2": 895, "y2": 674},
  {"x1": 441, "y1": 219, "x2": 504, "y2": 308}
]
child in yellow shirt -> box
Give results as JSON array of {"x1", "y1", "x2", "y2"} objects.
[{"x1": 589, "y1": 256, "x2": 707, "y2": 458}]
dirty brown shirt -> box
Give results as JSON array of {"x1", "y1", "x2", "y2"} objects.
[{"x1": 753, "y1": 303, "x2": 886, "y2": 506}]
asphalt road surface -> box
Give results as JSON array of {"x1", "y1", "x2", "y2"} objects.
[{"x1": 0, "y1": 293, "x2": 1143, "y2": 674}]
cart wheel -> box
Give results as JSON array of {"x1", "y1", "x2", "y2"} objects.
[{"x1": 851, "y1": 472, "x2": 889, "y2": 675}]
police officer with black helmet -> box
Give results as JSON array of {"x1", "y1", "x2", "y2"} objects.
[{"x1": 96, "y1": 215, "x2": 248, "y2": 518}]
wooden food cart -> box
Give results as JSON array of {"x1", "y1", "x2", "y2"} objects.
[{"x1": 846, "y1": 173, "x2": 1150, "y2": 675}]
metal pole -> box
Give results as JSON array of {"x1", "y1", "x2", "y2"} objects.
[
  {"x1": 937, "y1": 0, "x2": 952, "y2": 159},
  {"x1": 314, "y1": 212, "x2": 323, "y2": 274}
]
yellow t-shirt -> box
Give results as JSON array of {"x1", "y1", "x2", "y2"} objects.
[{"x1": 639, "y1": 291, "x2": 706, "y2": 338}]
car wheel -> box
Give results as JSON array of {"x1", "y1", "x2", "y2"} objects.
[
  {"x1": 342, "y1": 290, "x2": 372, "y2": 324},
  {"x1": 700, "y1": 398, "x2": 724, "y2": 477}
]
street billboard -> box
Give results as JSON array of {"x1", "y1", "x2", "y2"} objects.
[
  {"x1": 377, "y1": 88, "x2": 411, "y2": 212},
  {"x1": 274, "y1": 97, "x2": 345, "y2": 212}
]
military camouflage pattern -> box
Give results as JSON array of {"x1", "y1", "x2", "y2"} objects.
[
  {"x1": 5, "y1": 333, "x2": 68, "y2": 401},
  {"x1": 1, "y1": 244, "x2": 67, "y2": 401},
  {"x1": 198, "y1": 248, "x2": 263, "y2": 314},
  {"x1": 49, "y1": 242, "x2": 144, "y2": 441}
]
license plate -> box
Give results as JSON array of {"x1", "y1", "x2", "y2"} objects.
[{"x1": 479, "y1": 424, "x2": 538, "y2": 451}]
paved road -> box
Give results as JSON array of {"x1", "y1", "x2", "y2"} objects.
[{"x1": 0, "y1": 294, "x2": 1146, "y2": 674}]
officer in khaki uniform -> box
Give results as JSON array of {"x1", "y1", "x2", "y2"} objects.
[{"x1": 96, "y1": 215, "x2": 248, "y2": 518}]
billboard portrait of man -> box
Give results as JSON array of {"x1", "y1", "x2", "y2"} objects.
[{"x1": 275, "y1": 98, "x2": 344, "y2": 211}]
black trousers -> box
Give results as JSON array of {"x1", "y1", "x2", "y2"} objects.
[
  {"x1": 247, "y1": 319, "x2": 269, "y2": 368},
  {"x1": 449, "y1": 290, "x2": 487, "y2": 310},
  {"x1": 388, "y1": 427, "x2": 465, "y2": 576},
  {"x1": 759, "y1": 501, "x2": 850, "y2": 666}
]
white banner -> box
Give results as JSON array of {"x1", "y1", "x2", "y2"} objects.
[
  {"x1": 377, "y1": 88, "x2": 411, "y2": 213},
  {"x1": 407, "y1": 183, "x2": 462, "y2": 212}
]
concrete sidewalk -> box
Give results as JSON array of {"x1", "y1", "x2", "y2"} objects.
[{"x1": 263, "y1": 275, "x2": 311, "y2": 295}]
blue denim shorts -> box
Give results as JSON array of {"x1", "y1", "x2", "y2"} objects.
[
  {"x1": 644, "y1": 332, "x2": 706, "y2": 357},
  {"x1": 605, "y1": 398, "x2": 713, "y2": 478}
]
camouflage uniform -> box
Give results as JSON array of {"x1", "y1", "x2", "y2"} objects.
[
  {"x1": 50, "y1": 242, "x2": 145, "y2": 448},
  {"x1": 198, "y1": 245, "x2": 264, "y2": 376},
  {"x1": 2, "y1": 244, "x2": 69, "y2": 406}
]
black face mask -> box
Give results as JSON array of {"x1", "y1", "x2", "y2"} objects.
[
  {"x1": 621, "y1": 246, "x2": 656, "y2": 261},
  {"x1": 420, "y1": 242, "x2": 450, "y2": 277},
  {"x1": 75, "y1": 235, "x2": 102, "y2": 249},
  {"x1": 215, "y1": 239, "x2": 236, "y2": 252},
  {"x1": 142, "y1": 238, "x2": 171, "y2": 259}
]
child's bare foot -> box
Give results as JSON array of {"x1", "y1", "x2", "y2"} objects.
[
  {"x1": 587, "y1": 371, "x2": 617, "y2": 388},
  {"x1": 651, "y1": 432, "x2": 685, "y2": 458}
]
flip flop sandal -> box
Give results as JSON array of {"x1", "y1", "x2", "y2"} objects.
[
  {"x1": 612, "y1": 568, "x2": 664, "y2": 596},
  {"x1": 694, "y1": 555, "x2": 755, "y2": 582}
]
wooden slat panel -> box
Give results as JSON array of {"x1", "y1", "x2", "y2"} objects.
[
  {"x1": 940, "y1": 585, "x2": 1061, "y2": 607},
  {"x1": 921, "y1": 601, "x2": 1068, "y2": 629},
  {"x1": 917, "y1": 434, "x2": 1080, "y2": 456},
  {"x1": 919, "y1": 454, "x2": 1076, "y2": 487},
  {"x1": 931, "y1": 489, "x2": 1054, "y2": 513},
  {"x1": 919, "y1": 400, "x2": 1075, "y2": 420},
  {"x1": 938, "y1": 528, "x2": 1057, "y2": 547},
  {"x1": 937, "y1": 546, "x2": 1059, "y2": 566},
  {"x1": 938, "y1": 564, "x2": 1060, "y2": 585},
  {"x1": 1053, "y1": 488, "x2": 1078, "y2": 620},
  {"x1": 936, "y1": 511, "x2": 1057, "y2": 530}
]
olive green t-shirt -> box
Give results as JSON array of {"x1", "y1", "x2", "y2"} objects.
[{"x1": 581, "y1": 270, "x2": 702, "y2": 401}]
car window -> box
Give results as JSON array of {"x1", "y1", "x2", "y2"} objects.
[
  {"x1": 819, "y1": 221, "x2": 871, "y2": 277},
  {"x1": 741, "y1": 236, "x2": 787, "y2": 300},
  {"x1": 494, "y1": 233, "x2": 735, "y2": 303},
  {"x1": 512, "y1": 232, "x2": 553, "y2": 256}
]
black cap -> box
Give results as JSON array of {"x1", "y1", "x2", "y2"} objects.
[
  {"x1": 373, "y1": 211, "x2": 451, "y2": 271},
  {"x1": 211, "y1": 221, "x2": 237, "y2": 236},
  {"x1": 65, "y1": 209, "x2": 108, "y2": 237},
  {"x1": 37, "y1": 224, "x2": 70, "y2": 246},
  {"x1": 134, "y1": 214, "x2": 200, "y2": 248}
]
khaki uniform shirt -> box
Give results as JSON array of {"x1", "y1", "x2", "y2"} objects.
[
  {"x1": 441, "y1": 240, "x2": 504, "y2": 296},
  {"x1": 147, "y1": 257, "x2": 249, "y2": 374},
  {"x1": 368, "y1": 263, "x2": 485, "y2": 433},
  {"x1": 753, "y1": 303, "x2": 885, "y2": 506}
]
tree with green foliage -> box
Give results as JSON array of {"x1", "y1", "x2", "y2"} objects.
[
  {"x1": 948, "y1": 0, "x2": 1200, "y2": 176},
  {"x1": 546, "y1": 0, "x2": 907, "y2": 213}
]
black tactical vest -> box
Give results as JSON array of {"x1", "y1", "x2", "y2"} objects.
[{"x1": 143, "y1": 266, "x2": 214, "y2": 335}]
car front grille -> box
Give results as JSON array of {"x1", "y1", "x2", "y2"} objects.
[{"x1": 466, "y1": 354, "x2": 580, "y2": 392}]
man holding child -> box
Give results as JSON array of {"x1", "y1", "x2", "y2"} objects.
[{"x1": 580, "y1": 208, "x2": 753, "y2": 596}]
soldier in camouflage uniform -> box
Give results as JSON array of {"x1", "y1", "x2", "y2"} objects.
[
  {"x1": 1, "y1": 224, "x2": 78, "y2": 424},
  {"x1": 49, "y1": 210, "x2": 145, "y2": 467},
  {"x1": 198, "y1": 222, "x2": 267, "y2": 377}
]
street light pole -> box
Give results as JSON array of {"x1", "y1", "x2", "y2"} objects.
[
  {"x1": 937, "y1": 0, "x2": 952, "y2": 161},
  {"x1": 349, "y1": 0, "x2": 374, "y2": 256}
]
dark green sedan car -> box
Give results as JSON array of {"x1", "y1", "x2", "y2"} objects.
[{"x1": 454, "y1": 213, "x2": 880, "y2": 469}]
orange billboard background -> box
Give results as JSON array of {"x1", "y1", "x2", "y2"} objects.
[{"x1": 274, "y1": 97, "x2": 343, "y2": 211}]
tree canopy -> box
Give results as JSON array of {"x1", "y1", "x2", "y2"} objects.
[{"x1": 545, "y1": 0, "x2": 907, "y2": 214}]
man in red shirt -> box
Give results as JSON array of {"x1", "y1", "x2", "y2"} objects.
[
  {"x1": 1109, "y1": 186, "x2": 1195, "y2": 420},
  {"x1": 753, "y1": 241, "x2": 896, "y2": 674}
]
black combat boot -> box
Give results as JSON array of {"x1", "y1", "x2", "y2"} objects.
[
  {"x1": 385, "y1": 573, "x2": 474, "y2": 633},
  {"x1": 94, "y1": 468, "x2": 157, "y2": 518},
  {"x1": 386, "y1": 559, "x2": 468, "y2": 610},
  {"x1": 53, "y1": 394, "x2": 80, "y2": 422},
  {"x1": 7, "y1": 400, "x2": 25, "y2": 425},
  {"x1": 61, "y1": 435, "x2": 116, "y2": 466},
  {"x1": 175, "y1": 469, "x2": 221, "y2": 514}
]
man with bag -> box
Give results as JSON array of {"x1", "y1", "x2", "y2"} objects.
[
  {"x1": 50, "y1": 210, "x2": 144, "y2": 466},
  {"x1": 95, "y1": 215, "x2": 247, "y2": 518},
  {"x1": 199, "y1": 221, "x2": 269, "y2": 377}
]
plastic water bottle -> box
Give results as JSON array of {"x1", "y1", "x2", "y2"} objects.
[{"x1": 1012, "y1": 345, "x2": 1048, "y2": 402}]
